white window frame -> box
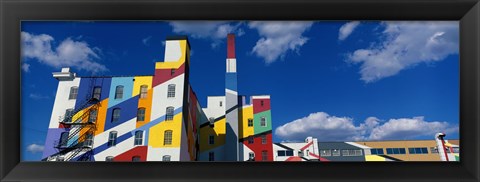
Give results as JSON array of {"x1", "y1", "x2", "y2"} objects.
[
  {"x1": 69, "y1": 86, "x2": 78, "y2": 100},
  {"x1": 134, "y1": 130, "x2": 143, "y2": 146},
  {"x1": 167, "y1": 84, "x2": 175, "y2": 98},
  {"x1": 140, "y1": 85, "x2": 148, "y2": 99},
  {"x1": 164, "y1": 130, "x2": 173, "y2": 145},
  {"x1": 165, "y1": 107, "x2": 174, "y2": 121},
  {"x1": 115, "y1": 85, "x2": 124, "y2": 99},
  {"x1": 260, "y1": 117, "x2": 267, "y2": 127},
  {"x1": 108, "y1": 131, "x2": 117, "y2": 147}
]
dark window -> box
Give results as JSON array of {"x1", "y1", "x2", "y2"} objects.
[
  {"x1": 260, "y1": 117, "x2": 267, "y2": 127},
  {"x1": 167, "y1": 84, "x2": 175, "y2": 98},
  {"x1": 69, "y1": 86, "x2": 78, "y2": 100},
  {"x1": 261, "y1": 150, "x2": 268, "y2": 161},
  {"x1": 166, "y1": 107, "x2": 174, "y2": 120},
  {"x1": 277, "y1": 150, "x2": 286, "y2": 156},
  {"x1": 260, "y1": 100, "x2": 264, "y2": 106},
  {"x1": 408, "y1": 147, "x2": 429, "y2": 154},
  {"x1": 132, "y1": 156, "x2": 141, "y2": 162},
  {"x1": 208, "y1": 152, "x2": 215, "y2": 161},
  {"x1": 219, "y1": 101, "x2": 223, "y2": 107},
  {"x1": 140, "y1": 85, "x2": 148, "y2": 99},
  {"x1": 89, "y1": 109, "x2": 98, "y2": 123},
  {"x1": 249, "y1": 152, "x2": 255, "y2": 160},
  {"x1": 134, "y1": 130, "x2": 143, "y2": 145},
  {"x1": 84, "y1": 132, "x2": 93, "y2": 147},
  {"x1": 64, "y1": 109, "x2": 74, "y2": 123},
  {"x1": 137, "y1": 108, "x2": 146, "y2": 121},
  {"x1": 370, "y1": 148, "x2": 384, "y2": 155},
  {"x1": 93, "y1": 87, "x2": 101, "y2": 100},
  {"x1": 430, "y1": 147, "x2": 439, "y2": 153},
  {"x1": 112, "y1": 108, "x2": 121, "y2": 122},
  {"x1": 108, "y1": 131, "x2": 117, "y2": 147},
  {"x1": 286, "y1": 150, "x2": 294, "y2": 156},
  {"x1": 59, "y1": 132, "x2": 69, "y2": 147},
  {"x1": 261, "y1": 135, "x2": 267, "y2": 144},
  {"x1": 171, "y1": 69, "x2": 175, "y2": 75},
  {"x1": 247, "y1": 118, "x2": 253, "y2": 127},
  {"x1": 248, "y1": 136, "x2": 254, "y2": 144},
  {"x1": 115, "y1": 85, "x2": 124, "y2": 99},
  {"x1": 164, "y1": 130, "x2": 173, "y2": 145},
  {"x1": 386, "y1": 148, "x2": 406, "y2": 154},
  {"x1": 105, "y1": 156, "x2": 114, "y2": 161},
  {"x1": 163, "y1": 155, "x2": 171, "y2": 161},
  {"x1": 209, "y1": 135, "x2": 215, "y2": 145}
]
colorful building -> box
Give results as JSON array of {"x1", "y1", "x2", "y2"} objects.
[
  {"x1": 273, "y1": 136, "x2": 459, "y2": 162},
  {"x1": 42, "y1": 34, "x2": 273, "y2": 161}
]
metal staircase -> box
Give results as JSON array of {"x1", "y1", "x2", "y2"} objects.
[{"x1": 49, "y1": 78, "x2": 101, "y2": 161}]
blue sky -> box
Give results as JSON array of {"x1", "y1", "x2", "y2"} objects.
[{"x1": 21, "y1": 21, "x2": 459, "y2": 161}]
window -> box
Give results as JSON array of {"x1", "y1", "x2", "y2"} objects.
[
  {"x1": 430, "y1": 147, "x2": 439, "y2": 153},
  {"x1": 260, "y1": 100, "x2": 264, "y2": 106},
  {"x1": 89, "y1": 109, "x2": 98, "y2": 123},
  {"x1": 69, "y1": 86, "x2": 78, "y2": 100},
  {"x1": 64, "y1": 109, "x2": 74, "y2": 123},
  {"x1": 261, "y1": 134, "x2": 267, "y2": 144},
  {"x1": 386, "y1": 148, "x2": 406, "y2": 154},
  {"x1": 112, "y1": 108, "x2": 121, "y2": 122},
  {"x1": 277, "y1": 150, "x2": 294, "y2": 157},
  {"x1": 139, "y1": 85, "x2": 148, "y2": 99},
  {"x1": 93, "y1": 87, "x2": 102, "y2": 100},
  {"x1": 137, "y1": 108, "x2": 146, "y2": 122},
  {"x1": 219, "y1": 101, "x2": 222, "y2": 107},
  {"x1": 163, "y1": 155, "x2": 171, "y2": 161},
  {"x1": 249, "y1": 152, "x2": 255, "y2": 160},
  {"x1": 209, "y1": 117, "x2": 215, "y2": 126},
  {"x1": 320, "y1": 149, "x2": 331, "y2": 157},
  {"x1": 370, "y1": 148, "x2": 384, "y2": 155},
  {"x1": 208, "y1": 135, "x2": 215, "y2": 145},
  {"x1": 342, "y1": 149, "x2": 363, "y2": 156},
  {"x1": 132, "y1": 156, "x2": 141, "y2": 162},
  {"x1": 134, "y1": 131, "x2": 143, "y2": 146},
  {"x1": 247, "y1": 118, "x2": 253, "y2": 127},
  {"x1": 165, "y1": 107, "x2": 174, "y2": 121},
  {"x1": 248, "y1": 136, "x2": 254, "y2": 144},
  {"x1": 105, "y1": 156, "x2": 114, "y2": 161},
  {"x1": 261, "y1": 150, "x2": 268, "y2": 161},
  {"x1": 332, "y1": 149, "x2": 340, "y2": 156},
  {"x1": 408, "y1": 147, "x2": 429, "y2": 154},
  {"x1": 59, "y1": 132, "x2": 69, "y2": 147},
  {"x1": 84, "y1": 132, "x2": 93, "y2": 147},
  {"x1": 57, "y1": 156, "x2": 65, "y2": 161},
  {"x1": 115, "y1": 85, "x2": 124, "y2": 99},
  {"x1": 453, "y1": 147, "x2": 460, "y2": 153},
  {"x1": 170, "y1": 69, "x2": 175, "y2": 75},
  {"x1": 164, "y1": 130, "x2": 173, "y2": 145},
  {"x1": 108, "y1": 131, "x2": 117, "y2": 147},
  {"x1": 209, "y1": 152, "x2": 215, "y2": 161},
  {"x1": 298, "y1": 150, "x2": 303, "y2": 157},
  {"x1": 167, "y1": 84, "x2": 175, "y2": 98},
  {"x1": 260, "y1": 117, "x2": 266, "y2": 127}
]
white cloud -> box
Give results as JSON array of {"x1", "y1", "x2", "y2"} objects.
[
  {"x1": 22, "y1": 63, "x2": 30, "y2": 72},
  {"x1": 142, "y1": 36, "x2": 152, "y2": 46},
  {"x1": 275, "y1": 112, "x2": 458, "y2": 142},
  {"x1": 29, "y1": 93, "x2": 49, "y2": 100},
  {"x1": 248, "y1": 21, "x2": 313, "y2": 64},
  {"x1": 169, "y1": 21, "x2": 244, "y2": 47},
  {"x1": 338, "y1": 21, "x2": 360, "y2": 41},
  {"x1": 347, "y1": 21, "x2": 459, "y2": 83},
  {"x1": 21, "y1": 32, "x2": 108, "y2": 73},
  {"x1": 26, "y1": 144, "x2": 44, "y2": 154}
]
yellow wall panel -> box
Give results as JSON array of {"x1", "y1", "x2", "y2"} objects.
[
  {"x1": 239, "y1": 106, "x2": 254, "y2": 139},
  {"x1": 199, "y1": 118, "x2": 226, "y2": 152},
  {"x1": 148, "y1": 113, "x2": 183, "y2": 148},
  {"x1": 132, "y1": 76, "x2": 153, "y2": 97},
  {"x1": 365, "y1": 155, "x2": 387, "y2": 161}
]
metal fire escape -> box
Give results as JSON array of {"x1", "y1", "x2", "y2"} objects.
[{"x1": 50, "y1": 78, "x2": 101, "y2": 161}]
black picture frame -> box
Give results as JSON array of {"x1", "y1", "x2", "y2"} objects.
[{"x1": 1, "y1": 0, "x2": 479, "y2": 181}]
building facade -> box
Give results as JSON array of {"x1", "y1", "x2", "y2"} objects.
[
  {"x1": 42, "y1": 34, "x2": 273, "y2": 161},
  {"x1": 272, "y1": 136, "x2": 459, "y2": 162}
]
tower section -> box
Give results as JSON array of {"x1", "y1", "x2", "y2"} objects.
[{"x1": 224, "y1": 34, "x2": 240, "y2": 160}]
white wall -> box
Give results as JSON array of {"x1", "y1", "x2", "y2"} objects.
[
  {"x1": 49, "y1": 77, "x2": 81, "y2": 128},
  {"x1": 93, "y1": 118, "x2": 137, "y2": 161},
  {"x1": 202, "y1": 96, "x2": 225, "y2": 120}
]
